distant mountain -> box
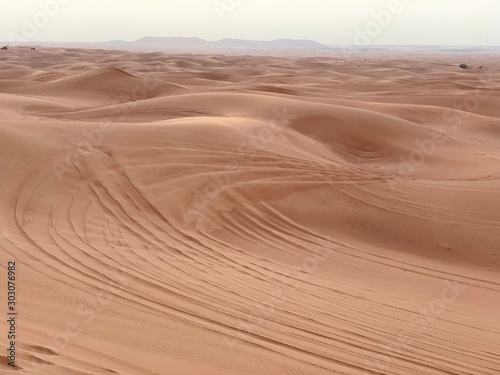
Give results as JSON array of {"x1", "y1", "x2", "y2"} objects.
[
  {"x1": 134, "y1": 37, "x2": 208, "y2": 48},
  {"x1": 212, "y1": 38, "x2": 327, "y2": 49},
  {"x1": 104, "y1": 37, "x2": 329, "y2": 51}
]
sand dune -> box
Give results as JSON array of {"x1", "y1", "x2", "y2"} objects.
[{"x1": 0, "y1": 47, "x2": 499, "y2": 375}]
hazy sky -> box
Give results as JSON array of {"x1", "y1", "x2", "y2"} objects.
[{"x1": 1, "y1": 0, "x2": 499, "y2": 45}]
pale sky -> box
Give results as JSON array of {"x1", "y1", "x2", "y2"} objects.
[{"x1": 1, "y1": 0, "x2": 499, "y2": 45}]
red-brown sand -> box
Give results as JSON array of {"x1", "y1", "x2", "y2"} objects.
[{"x1": 0, "y1": 47, "x2": 499, "y2": 375}]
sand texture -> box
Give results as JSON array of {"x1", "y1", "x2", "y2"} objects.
[{"x1": 0, "y1": 47, "x2": 499, "y2": 374}]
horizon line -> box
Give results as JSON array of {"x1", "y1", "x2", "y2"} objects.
[{"x1": 2, "y1": 36, "x2": 500, "y2": 48}]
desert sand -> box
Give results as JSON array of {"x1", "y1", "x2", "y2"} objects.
[{"x1": 0, "y1": 46, "x2": 499, "y2": 374}]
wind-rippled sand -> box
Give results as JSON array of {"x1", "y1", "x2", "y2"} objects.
[{"x1": 0, "y1": 47, "x2": 499, "y2": 374}]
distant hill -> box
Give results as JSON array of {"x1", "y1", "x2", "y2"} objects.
[
  {"x1": 104, "y1": 37, "x2": 329, "y2": 51},
  {"x1": 133, "y1": 37, "x2": 208, "y2": 48},
  {"x1": 211, "y1": 38, "x2": 327, "y2": 49}
]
